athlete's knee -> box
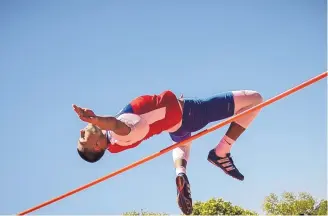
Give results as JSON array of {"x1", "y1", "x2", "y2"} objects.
[
  {"x1": 248, "y1": 90, "x2": 263, "y2": 105},
  {"x1": 172, "y1": 142, "x2": 192, "y2": 162},
  {"x1": 232, "y1": 90, "x2": 264, "y2": 112}
]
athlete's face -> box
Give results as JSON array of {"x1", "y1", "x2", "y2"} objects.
[{"x1": 77, "y1": 124, "x2": 107, "y2": 152}]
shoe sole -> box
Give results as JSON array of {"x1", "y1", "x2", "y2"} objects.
[{"x1": 176, "y1": 175, "x2": 192, "y2": 215}]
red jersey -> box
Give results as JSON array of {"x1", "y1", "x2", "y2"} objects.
[{"x1": 107, "y1": 90, "x2": 183, "y2": 153}]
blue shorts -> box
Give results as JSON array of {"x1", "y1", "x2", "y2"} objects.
[{"x1": 169, "y1": 91, "x2": 235, "y2": 142}]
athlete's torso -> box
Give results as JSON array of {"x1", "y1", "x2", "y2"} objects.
[{"x1": 107, "y1": 90, "x2": 183, "y2": 153}]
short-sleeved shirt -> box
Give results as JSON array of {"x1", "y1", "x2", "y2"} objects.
[{"x1": 107, "y1": 90, "x2": 183, "y2": 153}]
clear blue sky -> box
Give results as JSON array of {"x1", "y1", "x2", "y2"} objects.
[{"x1": 0, "y1": 0, "x2": 326, "y2": 214}]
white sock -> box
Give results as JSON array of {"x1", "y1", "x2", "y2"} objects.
[
  {"x1": 215, "y1": 135, "x2": 235, "y2": 157},
  {"x1": 176, "y1": 166, "x2": 186, "y2": 175}
]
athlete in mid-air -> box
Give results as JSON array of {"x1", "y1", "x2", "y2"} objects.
[{"x1": 73, "y1": 89, "x2": 263, "y2": 215}]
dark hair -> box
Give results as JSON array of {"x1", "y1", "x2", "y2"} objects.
[{"x1": 77, "y1": 148, "x2": 105, "y2": 163}]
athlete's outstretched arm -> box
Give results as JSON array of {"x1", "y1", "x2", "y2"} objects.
[{"x1": 72, "y1": 104, "x2": 131, "y2": 136}]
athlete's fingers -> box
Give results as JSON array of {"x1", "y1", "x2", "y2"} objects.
[
  {"x1": 73, "y1": 104, "x2": 95, "y2": 118},
  {"x1": 72, "y1": 104, "x2": 83, "y2": 116}
]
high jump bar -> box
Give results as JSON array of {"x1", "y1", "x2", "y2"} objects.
[{"x1": 17, "y1": 71, "x2": 327, "y2": 215}]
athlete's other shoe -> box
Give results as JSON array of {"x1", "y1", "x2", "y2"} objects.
[
  {"x1": 207, "y1": 149, "x2": 244, "y2": 181},
  {"x1": 176, "y1": 173, "x2": 193, "y2": 215}
]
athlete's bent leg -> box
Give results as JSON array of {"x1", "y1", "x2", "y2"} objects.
[
  {"x1": 216, "y1": 90, "x2": 263, "y2": 156},
  {"x1": 208, "y1": 90, "x2": 263, "y2": 181}
]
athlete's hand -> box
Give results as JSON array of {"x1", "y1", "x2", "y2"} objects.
[
  {"x1": 73, "y1": 104, "x2": 130, "y2": 134},
  {"x1": 72, "y1": 104, "x2": 97, "y2": 123}
]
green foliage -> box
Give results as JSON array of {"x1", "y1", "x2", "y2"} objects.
[
  {"x1": 263, "y1": 191, "x2": 327, "y2": 215},
  {"x1": 316, "y1": 200, "x2": 328, "y2": 215},
  {"x1": 191, "y1": 197, "x2": 257, "y2": 215},
  {"x1": 123, "y1": 192, "x2": 327, "y2": 215},
  {"x1": 123, "y1": 197, "x2": 256, "y2": 215}
]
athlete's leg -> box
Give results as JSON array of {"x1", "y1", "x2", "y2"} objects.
[
  {"x1": 207, "y1": 90, "x2": 263, "y2": 181},
  {"x1": 170, "y1": 132, "x2": 193, "y2": 215},
  {"x1": 215, "y1": 90, "x2": 263, "y2": 157}
]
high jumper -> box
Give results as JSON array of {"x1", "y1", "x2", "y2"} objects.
[{"x1": 73, "y1": 89, "x2": 263, "y2": 215}]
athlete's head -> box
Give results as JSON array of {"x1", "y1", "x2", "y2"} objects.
[{"x1": 77, "y1": 124, "x2": 108, "y2": 163}]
